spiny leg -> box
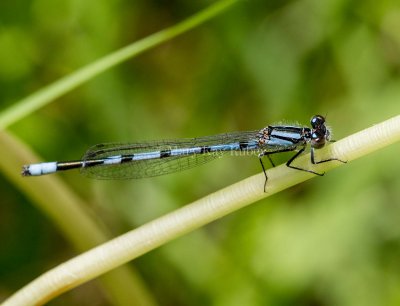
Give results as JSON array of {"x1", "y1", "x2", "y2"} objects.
[
  {"x1": 310, "y1": 147, "x2": 347, "y2": 165},
  {"x1": 286, "y1": 146, "x2": 325, "y2": 176},
  {"x1": 287, "y1": 146, "x2": 347, "y2": 176},
  {"x1": 258, "y1": 148, "x2": 299, "y2": 192},
  {"x1": 266, "y1": 155, "x2": 275, "y2": 167},
  {"x1": 258, "y1": 156, "x2": 268, "y2": 192}
]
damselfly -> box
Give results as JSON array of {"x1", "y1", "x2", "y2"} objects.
[{"x1": 22, "y1": 115, "x2": 346, "y2": 191}]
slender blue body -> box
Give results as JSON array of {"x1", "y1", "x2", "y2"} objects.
[{"x1": 22, "y1": 115, "x2": 344, "y2": 190}]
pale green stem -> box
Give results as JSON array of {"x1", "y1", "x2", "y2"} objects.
[
  {"x1": 3, "y1": 115, "x2": 400, "y2": 306},
  {"x1": 0, "y1": 1, "x2": 240, "y2": 305},
  {"x1": 0, "y1": 130, "x2": 157, "y2": 306}
]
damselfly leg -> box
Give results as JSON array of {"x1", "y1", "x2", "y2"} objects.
[{"x1": 22, "y1": 114, "x2": 347, "y2": 192}]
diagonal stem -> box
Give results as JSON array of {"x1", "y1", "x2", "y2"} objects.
[
  {"x1": 0, "y1": 0, "x2": 239, "y2": 130},
  {"x1": 3, "y1": 115, "x2": 400, "y2": 306}
]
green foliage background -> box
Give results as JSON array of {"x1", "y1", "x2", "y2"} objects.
[{"x1": 1, "y1": 0, "x2": 400, "y2": 305}]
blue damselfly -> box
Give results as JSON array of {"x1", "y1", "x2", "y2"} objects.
[{"x1": 22, "y1": 115, "x2": 345, "y2": 191}]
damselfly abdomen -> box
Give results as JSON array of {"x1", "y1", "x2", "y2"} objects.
[{"x1": 22, "y1": 115, "x2": 346, "y2": 191}]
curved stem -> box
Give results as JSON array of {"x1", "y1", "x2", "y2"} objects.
[
  {"x1": 0, "y1": 1, "x2": 240, "y2": 305},
  {"x1": 3, "y1": 115, "x2": 400, "y2": 306}
]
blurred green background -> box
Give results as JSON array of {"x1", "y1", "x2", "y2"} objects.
[{"x1": 1, "y1": 0, "x2": 400, "y2": 305}]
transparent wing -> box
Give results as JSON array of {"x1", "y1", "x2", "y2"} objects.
[{"x1": 81, "y1": 131, "x2": 261, "y2": 179}]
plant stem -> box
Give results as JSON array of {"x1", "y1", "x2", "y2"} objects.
[
  {"x1": 0, "y1": 0, "x2": 239, "y2": 130},
  {"x1": 3, "y1": 114, "x2": 400, "y2": 306}
]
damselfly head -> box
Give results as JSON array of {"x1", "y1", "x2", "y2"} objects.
[
  {"x1": 310, "y1": 115, "x2": 326, "y2": 129},
  {"x1": 310, "y1": 115, "x2": 330, "y2": 149}
]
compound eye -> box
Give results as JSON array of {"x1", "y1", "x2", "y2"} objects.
[
  {"x1": 311, "y1": 132, "x2": 326, "y2": 149},
  {"x1": 311, "y1": 115, "x2": 325, "y2": 128}
]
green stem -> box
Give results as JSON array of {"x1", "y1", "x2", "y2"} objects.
[
  {"x1": 0, "y1": 1, "x2": 240, "y2": 305},
  {"x1": 0, "y1": 0, "x2": 239, "y2": 130}
]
